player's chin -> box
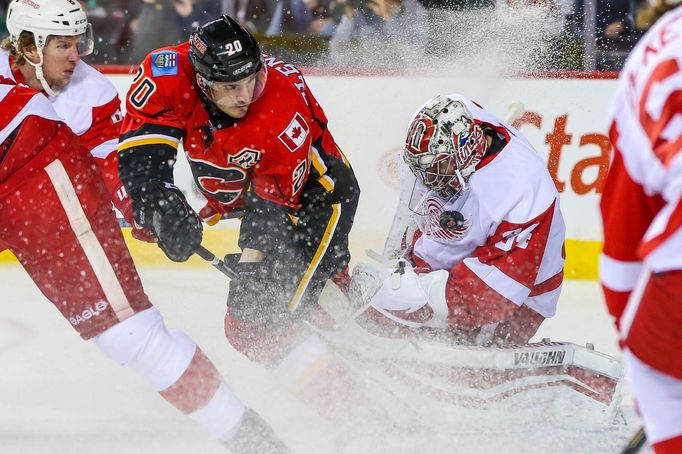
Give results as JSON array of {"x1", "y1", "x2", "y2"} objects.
[
  {"x1": 52, "y1": 75, "x2": 72, "y2": 89},
  {"x1": 223, "y1": 105, "x2": 249, "y2": 119}
]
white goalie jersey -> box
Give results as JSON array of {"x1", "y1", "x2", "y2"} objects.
[{"x1": 386, "y1": 94, "x2": 566, "y2": 330}]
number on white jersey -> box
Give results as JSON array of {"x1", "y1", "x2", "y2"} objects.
[{"x1": 495, "y1": 223, "x2": 539, "y2": 252}]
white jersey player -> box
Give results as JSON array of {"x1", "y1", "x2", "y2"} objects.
[
  {"x1": 351, "y1": 94, "x2": 565, "y2": 346},
  {"x1": 0, "y1": 0, "x2": 151, "y2": 240},
  {"x1": 600, "y1": 1, "x2": 682, "y2": 451}
]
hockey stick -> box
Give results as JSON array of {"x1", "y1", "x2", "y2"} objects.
[
  {"x1": 117, "y1": 205, "x2": 246, "y2": 280},
  {"x1": 117, "y1": 219, "x2": 239, "y2": 280},
  {"x1": 505, "y1": 100, "x2": 525, "y2": 124},
  {"x1": 621, "y1": 426, "x2": 646, "y2": 454},
  {"x1": 194, "y1": 245, "x2": 239, "y2": 280}
]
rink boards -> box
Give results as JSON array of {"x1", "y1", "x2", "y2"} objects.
[{"x1": 0, "y1": 70, "x2": 618, "y2": 280}]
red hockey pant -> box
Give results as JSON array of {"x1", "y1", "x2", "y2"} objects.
[{"x1": 0, "y1": 143, "x2": 152, "y2": 339}]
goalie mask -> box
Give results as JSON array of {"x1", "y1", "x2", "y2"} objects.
[
  {"x1": 403, "y1": 96, "x2": 488, "y2": 198},
  {"x1": 6, "y1": 0, "x2": 94, "y2": 96},
  {"x1": 189, "y1": 15, "x2": 267, "y2": 115}
]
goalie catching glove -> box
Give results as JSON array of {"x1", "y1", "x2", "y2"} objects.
[
  {"x1": 349, "y1": 260, "x2": 450, "y2": 329},
  {"x1": 132, "y1": 181, "x2": 202, "y2": 262}
]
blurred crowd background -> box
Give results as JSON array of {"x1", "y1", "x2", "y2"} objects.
[{"x1": 0, "y1": 0, "x2": 654, "y2": 71}]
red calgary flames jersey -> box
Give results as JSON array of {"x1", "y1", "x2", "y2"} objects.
[{"x1": 119, "y1": 42, "x2": 344, "y2": 212}]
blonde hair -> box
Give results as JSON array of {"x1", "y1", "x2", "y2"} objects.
[
  {"x1": 637, "y1": 0, "x2": 682, "y2": 29},
  {"x1": 0, "y1": 31, "x2": 36, "y2": 69}
]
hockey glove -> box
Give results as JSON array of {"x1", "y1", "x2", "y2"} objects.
[
  {"x1": 133, "y1": 181, "x2": 202, "y2": 262},
  {"x1": 225, "y1": 254, "x2": 288, "y2": 324},
  {"x1": 111, "y1": 183, "x2": 156, "y2": 243},
  {"x1": 319, "y1": 156, "x2": 360, "y2": 205},
  {"x1": 198, "y1": 196, "x2": 247, "y2": 226}
]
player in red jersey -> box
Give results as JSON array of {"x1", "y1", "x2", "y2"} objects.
[
  {"x1": 118, "y1": 15, "x2": 359, "y2": 363},
  {"x1": 600, "y1": 1, "x2": 682, "y2": 452},
  {"x1": 0, "y1": 2, "x2": 288, "y2": 451},
  {"x1": 1, "y1": 0, "x2": 153, "y2": 241},
  {"x1": 0, "y1": 77, "x2": 288, "y2": 453}
]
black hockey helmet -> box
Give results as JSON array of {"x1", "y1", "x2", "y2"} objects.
[{"x1": 188, "y1": 15, "x2": 263, "y2": 83}]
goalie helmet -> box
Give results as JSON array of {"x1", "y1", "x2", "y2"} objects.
[
  {"x1": 403, "y1": 96, "x2": 488, "y2": 198},
  {"x1": 6, "y1": 0, "x2": 94, "y2": 95},
  {"x1": 189, "y1": 15, "x2": 267, "y2": 111}
]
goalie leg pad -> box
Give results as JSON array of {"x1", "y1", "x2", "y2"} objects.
[{"x1": 94, "y1": 308, "x2": 245, "y2": 439}]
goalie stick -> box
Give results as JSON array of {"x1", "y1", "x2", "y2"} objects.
[{"x1": 505, "y1": 100, "x2": 525, "y2": 125}]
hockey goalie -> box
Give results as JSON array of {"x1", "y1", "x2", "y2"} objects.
[
  {"x1": 323, "y1": 94, "x2": 624, "y2": 430},
  {"x1": 351, "y1": 93, "x2": 565, "y2": 346}
]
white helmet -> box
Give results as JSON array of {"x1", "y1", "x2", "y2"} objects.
[{"x1": 6, "y1": 0, "x2": 94, "y2": 95}]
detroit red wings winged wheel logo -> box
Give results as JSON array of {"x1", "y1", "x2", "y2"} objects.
[{"x1": 417, "y1": 196, "x2": 471, "y2": 241}]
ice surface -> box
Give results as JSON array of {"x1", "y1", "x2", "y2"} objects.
[{"x1": 0, "y1": 266, "x2": 648, "y2": 453}]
